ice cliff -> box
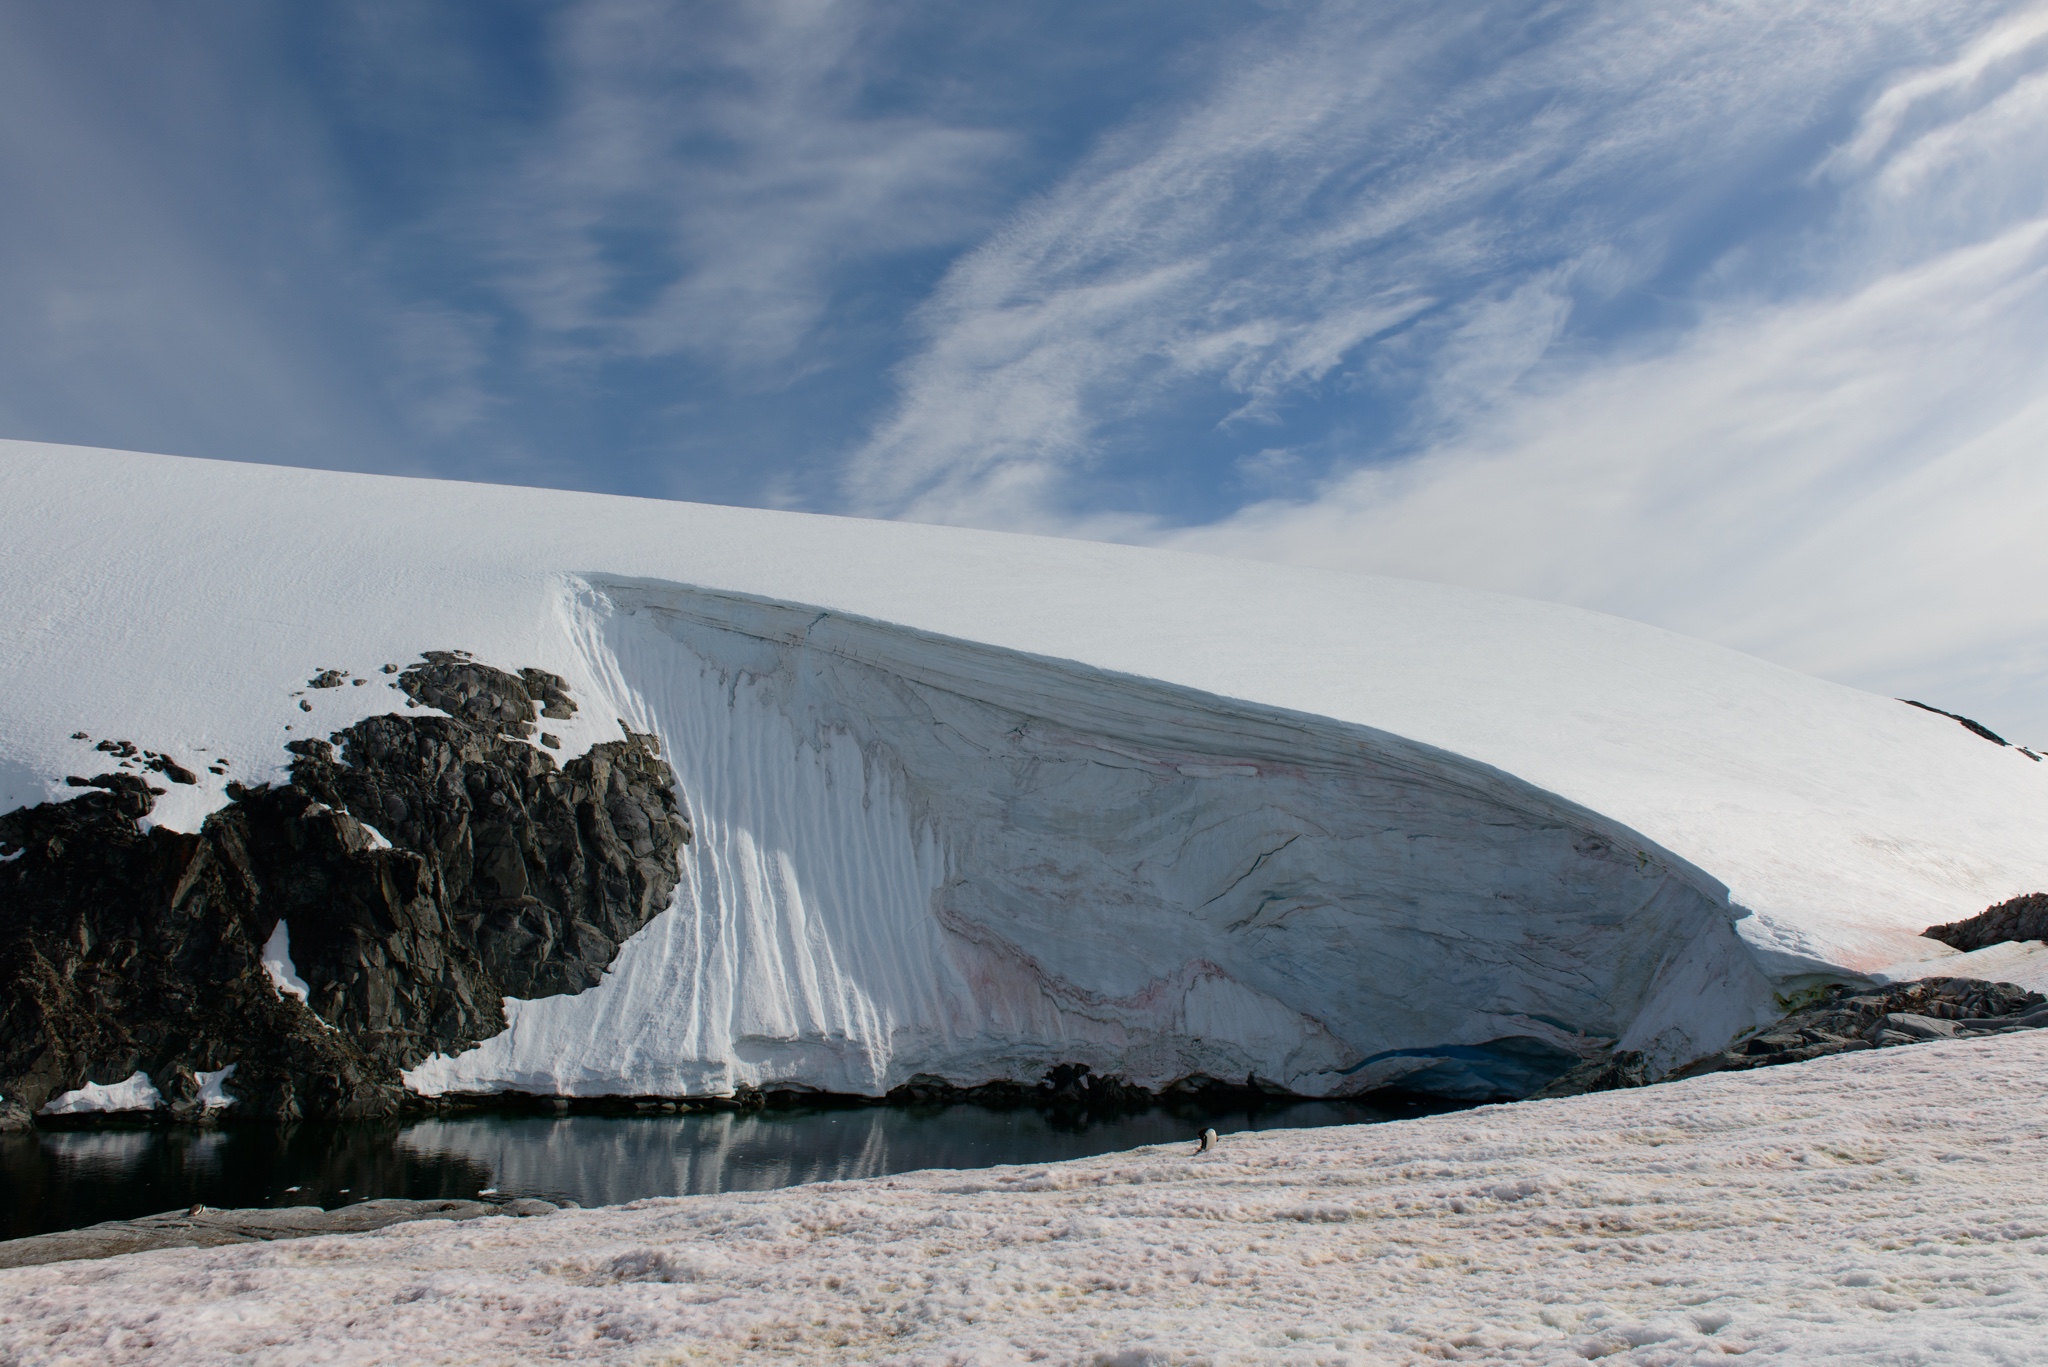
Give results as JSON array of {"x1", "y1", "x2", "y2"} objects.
[
  {"x1": 408, "y1": 581, "x2": 1745, "y2": 1100},
  {"x1": 3, "y1": 440, "x2": 2045, "y2": 1103}
]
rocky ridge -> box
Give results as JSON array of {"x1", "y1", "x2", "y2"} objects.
[
  {"x1": 1924, "y1": 891, "x2": 2048, "y2": 952},
  {"x1": 1535, "y1": 975, "x2": 2048, "y2": 1099},
  {"x1": 0, "y1": 655, "x2": 688, "y2": 1127}
]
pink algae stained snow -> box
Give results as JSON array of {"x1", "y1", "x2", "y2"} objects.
[{"x1": 2, "y1": 1032, "x2": 2045, "y2": 1365}]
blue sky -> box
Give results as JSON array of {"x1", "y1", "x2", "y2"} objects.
[{"x1": 3, "y1": 1, "x2": 2047, "y2": 740}]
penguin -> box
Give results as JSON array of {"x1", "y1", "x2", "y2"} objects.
[{"x1": 1194, "y1": 1127, "x2": 1218, "y2": 1154}]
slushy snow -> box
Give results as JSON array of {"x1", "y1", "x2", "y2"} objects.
[
  {"x1": 2, "y1": 440, "x2": 2045, "y2": 1099},
  {"x1": 3, "y1": 1035, "x2": 2044, "y2": 1365}
]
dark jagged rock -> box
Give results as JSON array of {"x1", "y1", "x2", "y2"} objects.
[
  {"x1": 143, "y1": 751, "x2": 197, "y2": 785},
  {"x1": 0, "y1": 657, "x2": 688, "y2": 1124},
  {"x1": 1900, "y1": 698, "x2": 2014, "y2": 748},
  {"x1": 883, "y1": 1064, "x2": 1158, "y2": 1113},
  {"x1": 0, "y1": 774, "x2": 397, "y2": 1124},
  {"x1": 1034, "y1": 1063, "x2": 1153, "y2": 1111},
  {"x1": 1534, "y1": 977, "x2": 2048, "y2": 1100},
  {"x1": 1669, "y1": 976, "x2": 2046, "y2": 1082},
  {"x1": 283, "y1": 706, "x2": 690, "y2": 1034},
  {"x1": 70, "y1": 739, "x2": 198, "y2": 786},
  {"x1": 1525, "y1": 1049, "x2": 1652, "y2": 1100},
  {"x1": 1924, "y1": 892, "x2": 2048, "y2": 952},
  {"x1": 398, "y1": 653, "x2": 577, "y2": 734}
]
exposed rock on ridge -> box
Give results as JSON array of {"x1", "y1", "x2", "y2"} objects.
[
  {"x1": 0, "y1": 657, "x2": 688, "y2": 1124},
  {"x1": 1924, "y1": 891, "x2": 2048, "y2": 952},
  {"x1": 1533, "y1": 975, "x2": 2048, "y2": 1099}
]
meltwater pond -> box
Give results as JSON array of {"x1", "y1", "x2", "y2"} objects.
[{"x1": 2, "y1": 1095, "x2": 1464, "y2": 1239}]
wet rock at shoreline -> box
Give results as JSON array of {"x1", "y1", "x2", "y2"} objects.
[{"x1": 1536, "y1": 975, "x2": 2048, "y2": 1099}]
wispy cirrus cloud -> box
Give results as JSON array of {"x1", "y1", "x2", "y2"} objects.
[
  {"x1": 844, "y1": 0, "x2": 2048, "y2": 737},
  {"x1": 1168, "y1": 3, "x2": 2048, "y2": 739},
  {"x1": 2, "y1": 1, "x2": 2043, "y2": 733},
  {"x1": 846, "y1": 0, "x2": 2001, "y2": 525},
  {"x1": 1175, "y1": 218, "x2": 2048, "y2": 723},
  {"x1": 484, "y1": 0, "x2": 1016, "y2": 378}
]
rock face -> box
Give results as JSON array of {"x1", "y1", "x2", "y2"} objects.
[
  {"x1": 1899, "y1": 699, "x2": 2019, "y2": 749},
  {"x1": 284, "y1": 653, "x2": 691, "y2": 1043},
  {"x1": 1534, "y1": 976, "x2": 2048, "y2": 1098},
  {"x1": 1924, "y1": 892, "x2": 2048, "y2": 952},
  {"x1": 0, "y1": 772, "x2": 394, "y2": 1125},
  {"x1": 0, "y1": 657, "x2": 687, "y2": 1122}
]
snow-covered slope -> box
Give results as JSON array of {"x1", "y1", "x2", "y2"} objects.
[{"x1": 2, "y1": 440, "x2": 2044, "y2": 1097}]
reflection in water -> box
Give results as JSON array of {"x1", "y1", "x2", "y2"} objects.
[
  {"x1": 1, "y1": 1122, "x2": 491, "y2": 1240},
  {"x1": 395, "y1": 1099, "x2": 1426, "y2": 1208},
  {"x1": 35, "y1": 1129, "x2": 157, "y2": 1180},
  {"x1": 183, "y1": 1130, "x2": 232, "y2": 1178},
  {"x1": 3, "y1": 1095, "x2": 1458, "y2": 1239}
]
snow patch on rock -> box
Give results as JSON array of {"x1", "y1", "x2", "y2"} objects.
[
  {"x1": 194, "y1": 1065, "x2": 237, "y2": 1110},
  {"x1": 1873, "y1": 937, "x2": 2048, "y2": 992},
  {"x1": 260, "y1": 921, "x2": 311, "y2": 1006},
  {"x1": 38, "y1": 1071, "x2": 161, "y2": 1115}
]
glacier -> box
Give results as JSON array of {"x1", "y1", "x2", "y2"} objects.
[
  {"x1": 404, "y1": 579, "x2": 1746, "y2": 1099},
  {"x1": 2, "y1": 439, "x2": 2045, "y2": 1101}
]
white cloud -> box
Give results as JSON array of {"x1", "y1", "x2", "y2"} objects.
[
  {"x1": 1168, "y1": 5, "x2": 2048, "y2": 740},
  {"x1": 1830, "y1": 3, "x2": 2048, "y2": 174},
  {"x1": 845, "y1": 0, "x2": 2048, "y2": 738},
  {"x1": 486, "y1": 0, "x2": 1014, "y2": 376},
  {"x1": 1173, "y1": 221, "x2": 2048, "y2": 719},
  {"x1": 846, "y1": 0, "x2": 1998, "y2": 524}
]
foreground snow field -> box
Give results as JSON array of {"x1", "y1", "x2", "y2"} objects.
[
  {"x1": 4, "y1": 1035, "x2": 2045, "y2": 1365},
  {"x1": 3, "y1": 440, "x2": 2046, "y2": 1100}
]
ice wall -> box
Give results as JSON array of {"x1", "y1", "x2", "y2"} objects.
[{"x1": 407, "y1": 579, "x2": 1766, "y2": 1101}]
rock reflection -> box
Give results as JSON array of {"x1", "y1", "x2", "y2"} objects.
[
  {"x1": 393, "y1": 1097, "x2": 1441, "y2": 1208},
  {"x1": 5, "y1": 1094, "x2": 1458, "y2": 1239},
  {"x1": 37, "y1": 1128, "x2": 156, "y2": 1179},
  {"x1": 1, "y1": 1123, "x2": 495, "y2": 1240}
]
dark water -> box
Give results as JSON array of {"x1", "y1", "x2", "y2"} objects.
[{"x1": 2, "y1": 1095, "x2": 1462, "y2": 1239}]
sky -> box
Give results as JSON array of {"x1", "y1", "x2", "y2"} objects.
[{"x1": 2, "y1": 1, "x2": 2045, "y2": 742}]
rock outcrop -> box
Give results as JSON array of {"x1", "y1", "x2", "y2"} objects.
[
  {"x1": 1534, "y1": 975, "x2": 2048, "y2": 1098},
  {"x1": 0, "y1": 657, "x2": 688, "y2": 1123},
  {"x1": 1924, "y1": 892, "x2": 2048, "y2": 952}
]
